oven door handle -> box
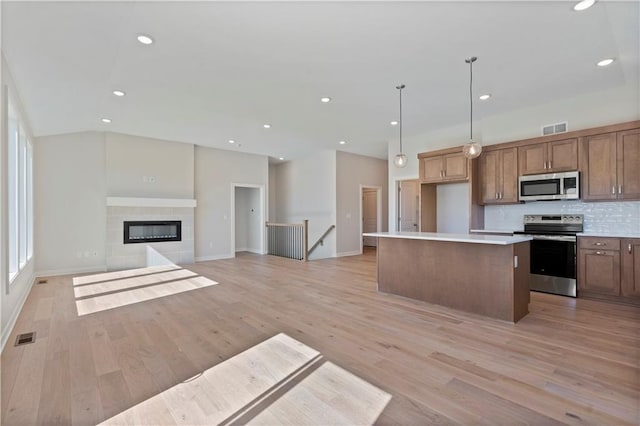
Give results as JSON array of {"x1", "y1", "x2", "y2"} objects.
[{"x1": 530, "y1": 235, "x2": 577, "y2": 242}]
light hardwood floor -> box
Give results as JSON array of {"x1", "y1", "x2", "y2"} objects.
[{"x1": 2, "y1": 249, "x2": 639, "y2": 425}]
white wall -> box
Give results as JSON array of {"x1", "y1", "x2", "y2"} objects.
[
  {"x1": 268, "y1": 163, "x2": 277, "y2": 221},
  {"x1": 437, "y1": 183, "x2": 469, "y2": 233},
  {"x1": 335, "y1": 151, "x2": 388, "y2": 256},
  {"x1": 105, "y1": 132, "x2": 194, "y2": 198},
  {"x1": 194, "y1": 146, "x2": 268, "y2": 261},
  {"x1": 274, "y1": 150, "x2": 336, "y2": 259},
  {"x1": 34, "y1": 132, "x2": 107, "y2": 276},
  {"x1": 388, "y1": 85, "x2": 640, "y2": 231}
]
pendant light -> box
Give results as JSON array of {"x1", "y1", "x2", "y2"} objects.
[
  {"x1": 462, "y1": 57, "x2": 482, "y2": 159},
  {"x1": 393, "y1": 84, "x2": 407, "y2": 168}
]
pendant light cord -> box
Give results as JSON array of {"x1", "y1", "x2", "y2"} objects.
[
  {"x1": 469, "y1": 59, "x2": 473, "y2": 141},
  {"x1": 465, "y1": 56, "x2": 477, "y2": 142},
  {"x1": 396, "y1": 84, "x2": 405, "y2": 153}
]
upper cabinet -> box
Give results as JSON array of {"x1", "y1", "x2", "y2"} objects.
[
  {"x1": 581, "y1": 129, "x2": 640, "y2": 201},
  {"x1": 518, "y1": 138, "x2": 578, "y2": 175},
  {"x1": 419, "y1": 151, "x2": 468, "y2": 183},
  {"x1": 479, "y1": 148, "x2": 518, "y2": 205}
]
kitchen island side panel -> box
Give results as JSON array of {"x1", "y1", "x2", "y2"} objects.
[
  {"x1": 512, "y1": 241, "x2": 531, "y2": 322},
  {"x1": 376, "y1": 237, "x2": 529, "y2": 322}
]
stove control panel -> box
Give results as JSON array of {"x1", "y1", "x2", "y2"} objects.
[{"x1": 523, "y1": 214, "x2": 584, "y2": 225}]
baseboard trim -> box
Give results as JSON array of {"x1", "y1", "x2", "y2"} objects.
[
  {"x1": 236, "y1": 248, "x2": 263, "y2": 255},
  {"x1": 35, "y1": 265, "x2": 107, "y2": 278},
  {"x1": 195, "y1": 254, "x2": 234, "y2": 262},
  {"x1": 336, "y1": 250, "x2": 362, "y2": 257},
  {"x1": 1, "y1": 273, "x2": 36, "y2": 353}
]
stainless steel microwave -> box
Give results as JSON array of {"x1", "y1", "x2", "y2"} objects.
[{"x1": 519, "y1": 171, "x2": 579, "y2": 201}]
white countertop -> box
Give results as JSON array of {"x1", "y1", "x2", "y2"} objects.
[
  {"x1": 469, "y1": 229, "x2": 518, "y2": 235},
  {"x1": 578, "y1": 232, "x2": 640, "y2": 239},
  {"x1": 363, "y1": 231, "x2": 532, "y2": 245}
]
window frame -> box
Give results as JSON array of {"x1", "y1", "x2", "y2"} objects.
[{"x1": 6, "y1": 92, "x2": 34, "y2": 285}]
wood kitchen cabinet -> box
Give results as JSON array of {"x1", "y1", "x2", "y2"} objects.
[
  {"x1": 622, "y1": 239, "x2": 640, "y2": 299},
  {"x1": 578, "y1": 238, "x2": 621, "y2": 296},
  {"x1": 578, "y1": 236, "x2": 640, "y2": 305},
  {"x1": 581, "y1": 129, "x2": 640, "y2": 201},
  {"x1": 518, "y1": 138, "x2": 578, "y2": 175},
  {"x1": 419, "y1": 152, "x2": 468, "y2": 183},
  {"x1": 479, "y1": 148, "x2": 518, "y2": 204}
]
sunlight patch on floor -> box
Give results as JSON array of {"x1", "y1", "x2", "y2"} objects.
[
  {"x1": 247, "y1": 361, "x2": 391, "y2": 425},
  {"x1": 73, "y1": 268, "x2": 199, "y2": 298},
  {"x1": 99, "y1": 333, "x2": 391, "y2": 425},
  {"x1": 74, "y1": 267, "x2": 218, "y2": 316},
  {"x1": 72, "y1": 264, "x2": 181, "y2": 286}
]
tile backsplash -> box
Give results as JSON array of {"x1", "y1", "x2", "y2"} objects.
[{"x1": 484, "y1": 201, "x2": 640, "y2": 234}]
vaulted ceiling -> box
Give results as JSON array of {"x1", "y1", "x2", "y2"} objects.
[{"x1": 2, "y1": 1, "x2": 638, "y2": 160}]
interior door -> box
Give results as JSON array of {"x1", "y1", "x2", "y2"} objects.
[
  {"x1": 362, "y1": 189, "x2": 378, "y2": 247},
  {"x1": 398, "y1": 180, "x2": 419, "y2": 231}
]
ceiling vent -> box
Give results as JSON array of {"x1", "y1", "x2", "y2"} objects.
[{"x1": 542, "y1": 122, "x2": 568, "y2": 136}]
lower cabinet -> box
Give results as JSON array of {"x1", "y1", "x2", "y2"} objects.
[
  {"x1": 578, "y1": 237, "x2": 640, "y2": 304},
  {"x1": 622, "y1": 239, "x2": 640, "y2": 298}
]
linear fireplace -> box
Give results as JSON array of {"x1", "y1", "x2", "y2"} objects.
[{"x1": 123, "y1": 221, "x2": 182, "y2": 244}]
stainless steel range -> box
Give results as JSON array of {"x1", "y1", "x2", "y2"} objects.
[{"x1": 514, "y1": 214, "x2": 583, "y2": 297}]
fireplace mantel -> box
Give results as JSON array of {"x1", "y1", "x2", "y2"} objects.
[{"x1": 106, "y1": 197, "x2": 197, "y2": 208}]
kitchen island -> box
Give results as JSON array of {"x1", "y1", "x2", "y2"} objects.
[{"x1": 363, "y1": 232, "x2": 532, "y2": 322}]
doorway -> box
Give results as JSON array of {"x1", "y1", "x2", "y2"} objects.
[
  {"x1": 231, "y1": 184, "x2": 265, "y2": 256},
  {"x1": 397, "y1": 179, "x2": 419, "y2": 232},
  {"x1": 361, "y1": 186, "x2": 382, "y2": 249}
]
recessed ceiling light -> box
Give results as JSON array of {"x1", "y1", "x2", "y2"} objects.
[
  {"x1": 137, "y1": 34, "x2": 154, "y2": 45},
  {"x1": 263, "y1": 124, "x2": 271, "y2": 129},
  {"x1": 321, "y1": 97, "x2": 331, "y2": 103},
  {"x1": 479, "y1": 94, "x2": 491, "y2": 100},
  {"x1": 228, "y1": 139, "x2": 235, "y2": 144},
  {"x1": 101, "y1": 118, "x2": 112, "y2": 123},
  {"x1": 573, "y1": 0, "x2": 595, "y2": 11},
  {"x1": 390, "y1": 121, "x2": 399, "y2": 126},
  {"x1": 112, "y1": 90, "x2": 126, "y2": 97},
  {"x1": 279, "y1": 157, "x2": 284, "y2": 161},
  {"x1": 597, "y1": 58, "x2": 614, "y2": 67},
  {"x1": 339, "y1": 140, "x2": 346, "y2": 145}
]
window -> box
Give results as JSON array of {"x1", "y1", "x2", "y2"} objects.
[
  {"x1": 7, "y1": 95, "x2": 34, "y2": 282},
  {"x1": 8, "y1": 104, "x2": 18, "y2": 279},
  {"x1": 19, "y1": 125, "x2": 27, "y2": 267},
  {"x1": 27, "y1": 140, "x2": 33, "y2": 260}
]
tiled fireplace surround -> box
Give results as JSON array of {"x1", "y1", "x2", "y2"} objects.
[{"x1": 106, "y1": 199, "x2": 195, "y2": 270}]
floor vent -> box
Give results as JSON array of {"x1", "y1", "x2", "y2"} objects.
[
  {"x1": 542, "y1": 121, "x2": 568, "y2": 136},
  {"x1": 15, "y1": 332, "x2": 36, "y2": 346},
  {"x1": 37, "y1": 279, "x2": 48, "y2": 284}
]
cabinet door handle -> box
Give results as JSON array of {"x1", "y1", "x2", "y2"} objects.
[
  {"x1": 595, "y1": 251, "x2": 605, "y2": 255},
  {"x1": 612, "y1": 186, "x2": 616, "y2": 195},
  {"x1": 499, "y1": 192, "x2": 503, "y2": 199},
  {"x1": 548, "y1": 160, "x2": 552, "y2": 169},
  {"x1": 443, "y1": 169, "x2": 446, "y2": 177},
  {"x1": 543, "y1": 161, "x2": 547, "y2": 169},
  {"x1": 629, "y1": 244, "x2": 633, "y2": 254},
  {"x1": 594, "y1": 242, "x2": 606, "y2": 246},
  {"x1": 495, "y1": 192, "x2": 498, "y2": 199},
  {"x1": 618, "y1": 185, "x2": 622, "y2": 195}
]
